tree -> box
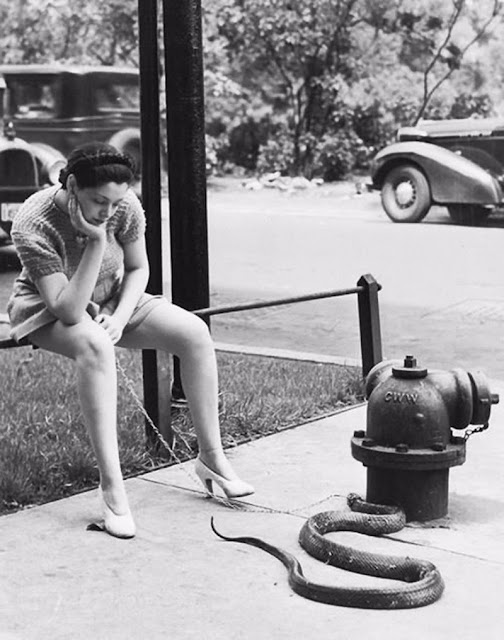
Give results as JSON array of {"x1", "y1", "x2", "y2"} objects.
[
  {"x1": 211, "y1": 0, "x2": 373, "y2": 176},
  {"x1": 207, "y1": 0, "x2": 504, "y2": 177},
  {"x1": 388, "y1": 0, "x2": 503, "y2": 123},
  {"x1": 0, "y1": 0, "x2": 139, "y2": 66}
]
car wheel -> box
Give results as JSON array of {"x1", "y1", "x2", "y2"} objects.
[
  {"x1": 381, "y1": 164, "x2": 431, "y2": 223},
  {"x1": 447, "y1": 204, "x2": 490, "y2": 226}
]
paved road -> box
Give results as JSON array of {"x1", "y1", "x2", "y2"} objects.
[
  {"x1": 2, "y1": 181, "x2": 504, "y2": 377},
  {"x1": 204, "y1": 181, "x2": 504, "y2": 378}
]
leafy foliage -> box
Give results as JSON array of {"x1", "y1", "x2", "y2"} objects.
[
  {"x1": 0, "y1": 0, "x2": 138, "y2": 65},
  {"x1": 0, "y1": 0, "x2": 503, "y2": 179},
  {"x1": 203, "y1": 0, "x2": 504, "y2": 178}
]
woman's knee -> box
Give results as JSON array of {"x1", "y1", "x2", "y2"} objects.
[
  {"x1": 175, "y1": 313, "x2": 213, "y2": 357},
  {"x1": 73, "y1": 324, "x2": 115, "y2": 368}
]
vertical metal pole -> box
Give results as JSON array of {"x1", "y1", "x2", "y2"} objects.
[
  {"x1": 137, "y1": 0, "x2": 172, "y2": 451},
  {"x1": 357, "y1": 274, "x2": 383, "y2": 377},
  {"x1": 162, "y1": 0, "x2": 210, "y2": 401},
  {"x1": 162, "y1": 0, "x2": 210, "y2": 320}
]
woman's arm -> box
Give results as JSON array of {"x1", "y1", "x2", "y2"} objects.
[
  {"x1": 110, "y1": 236, "x2": 150, "y2": 327},
  {"x1": 36, "y1": 235, "x2": 106, "y2": 325},
  {"x1": 34, "y1": 193, "x2": 109, "y2": 325},
  {"x1": 92, "y1": 236, "x2": 150, "y2": 344}
]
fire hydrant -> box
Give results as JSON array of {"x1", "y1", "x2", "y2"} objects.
[{"x1": 351, "y1": 355, "x2": 499, "y2": 522}]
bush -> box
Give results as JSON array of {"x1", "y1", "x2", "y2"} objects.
[
  {"x1": 205, "y1": 133, "x2": 229, "y2": 175},
  {"x1": 449, "y1": 93, "x2": 494, "y2": 119},
  {"x1": 312, "y1": 130, "x2": 366, "y2": 181},
  {"x1": 256, "y1": 128, "x2": 296, "y2": 175}
]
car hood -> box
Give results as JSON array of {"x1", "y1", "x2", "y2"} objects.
[{"x1": 399, "y1": 117, "x2": 504, "y2": 140}]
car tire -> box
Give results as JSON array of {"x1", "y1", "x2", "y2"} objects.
[
  {"x1": 381, "y1": 164, "x2": 431, "y2": 223},
  {"x1": 447, "y1": 204, "x2": 490, "y2": 226}
]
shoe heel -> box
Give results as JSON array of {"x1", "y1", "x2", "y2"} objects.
[{"x1": 194, "y1": 456, "x2": 254, "y2": 499}]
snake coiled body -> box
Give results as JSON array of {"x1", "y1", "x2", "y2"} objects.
[{"x1": 211, "y1": 494, "x2": 444, "y2": 609}]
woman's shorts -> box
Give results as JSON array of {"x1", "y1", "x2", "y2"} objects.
[
  {"x1": 9, "y1": 290, "x2": 167, "y2": 342},
  {"x1": 122, "y1": 293, "x2": 167, "y2": 333}
]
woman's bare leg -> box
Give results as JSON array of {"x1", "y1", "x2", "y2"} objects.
[
  {"x1": 118, "y1": 302, "x2": 243, "y2": 480},
  {"x1": 30, "y1": 318, "x2": 129, "y2": 514}
]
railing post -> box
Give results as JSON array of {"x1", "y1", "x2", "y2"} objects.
[{"x1": 357, "y1": 274, "x2": 383, "y2": 378}]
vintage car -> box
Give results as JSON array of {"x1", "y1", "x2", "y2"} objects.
[
  {"x1": 0, "y1": 64, "x2": 141, "y2": 176},
  {"x1": 0, "y1": 73, "x2": 65, "y2": 249},
  {"x1": 370, "y1": 117, "x2": 504, "y2": 225}
]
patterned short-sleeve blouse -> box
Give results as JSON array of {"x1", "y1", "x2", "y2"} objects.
[{"x1": 7, "y1": 185, "x2": 146, "y2": 341}]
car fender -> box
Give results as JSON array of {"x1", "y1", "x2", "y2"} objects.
[
  {"x1": 108, "y1": 128, "x2": 141, "y2": 177},
  {"x1": 108, "y1": 128, "x2": 141, "y2": 154},
  {"x1": 28, "y1": 142, "x2": 66, "y2": 185},
  {"x1": 371, "y1": 141, "x2": 502, "y2": 205}
]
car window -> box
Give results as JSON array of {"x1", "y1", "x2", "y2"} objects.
[
  {"x1": 7, "y1": 76, "x2": 58, "y2": 119},
  {"x1": 94, "y1": 80, "x2": 139, "y2": 113}
]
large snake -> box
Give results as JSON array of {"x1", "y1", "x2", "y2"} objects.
[{"x1": 210, "y1": 494, "x2": 444, "y2": 609}]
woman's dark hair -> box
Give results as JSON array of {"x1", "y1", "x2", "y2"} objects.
[{"x1": 59, "y1": 142, "x2": 136, "y2": 189}]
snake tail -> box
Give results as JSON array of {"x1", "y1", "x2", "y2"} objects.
[{"x1": 210, "y1": 506, "x2": 444, "y2": 610}]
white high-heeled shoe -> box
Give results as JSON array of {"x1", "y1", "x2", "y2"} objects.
[
  {"x1": 195, "y1": 457, "x2": 255, "y2": 499},
  {"x1": 99, "y1": 488, "x2": 136, "y2": 539}
]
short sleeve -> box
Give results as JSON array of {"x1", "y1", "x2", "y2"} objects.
[
  {"x1": 115, "y1": 190, "x2": 146, "y2": 245},
  {"x1": 12, "y1": 230, "x2": 64, "y2": 280}
]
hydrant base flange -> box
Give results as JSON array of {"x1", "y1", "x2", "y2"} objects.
[
  {"x1": 366, "y1": 467, "x2": 449, "y2": 522},
  {"x1": 351, "y1": 437, "x2": 466, "y2": 471}
]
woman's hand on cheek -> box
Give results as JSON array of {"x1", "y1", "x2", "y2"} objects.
[
  {"x1": 94, "y1": 314, "x2": 124, "y2": 344},
  {"x1": 68, "y1": 193, "x2": 106, "y2": 242}
]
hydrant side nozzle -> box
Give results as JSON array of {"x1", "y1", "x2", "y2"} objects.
[{"x1": 468, "y1": 371, "x2": 498, "y2": 425}]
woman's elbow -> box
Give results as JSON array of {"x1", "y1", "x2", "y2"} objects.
[
  {"x1": 126, "y1": 264, "x2": 150, "y2": 285},
  {"x1": 49, "y1": 301, "x2": 86, "y2": 325}
]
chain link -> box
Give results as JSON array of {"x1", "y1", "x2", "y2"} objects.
[
  {"x1": 117, "y1": 361, "x2": 240, "y2": 511},
  {"x1": 463, "y1": 421, "x2": 490, "y2": 441}
]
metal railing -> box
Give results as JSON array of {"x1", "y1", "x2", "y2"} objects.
[
  {"x1": 192, "y1": 273, "x2": 382, "y2": 378},
  {"x1": 0, "y1": 273, "x2": 382, "y2": 453},
  {"x1": 0, "y1": 273, "x2": 383, "y2": 376}
]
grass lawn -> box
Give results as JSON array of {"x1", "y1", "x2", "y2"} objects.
[{"x1": 0, "y1": 346, "x2": 364, "y2": 515}]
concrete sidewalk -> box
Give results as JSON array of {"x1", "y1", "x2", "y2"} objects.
[{"x1": 2, "y1": 383, "x2": 504, "y2": 640}]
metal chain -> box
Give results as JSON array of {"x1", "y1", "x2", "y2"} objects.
[
  {"x1": 117, "y1": 360, "x2": 241, "y2": 511},
  {"x1": 463, "y1": 421, "x2": 490, "y2": 441},
  {"x1": 116, "y1": 360, "x2": 345, "y2": 517}
]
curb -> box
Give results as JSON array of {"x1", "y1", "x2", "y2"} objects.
[{"x1": 214, "y1": 341, "x2": 361, "y2": 368}]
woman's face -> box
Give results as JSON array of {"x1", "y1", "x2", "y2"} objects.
[{"x1": 73, "y1": 181, "x2": 130, "y2": 226}]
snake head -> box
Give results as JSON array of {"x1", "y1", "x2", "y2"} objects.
[{"x1": 346, "y1": 493, "x2": 363, "y2": 509}]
